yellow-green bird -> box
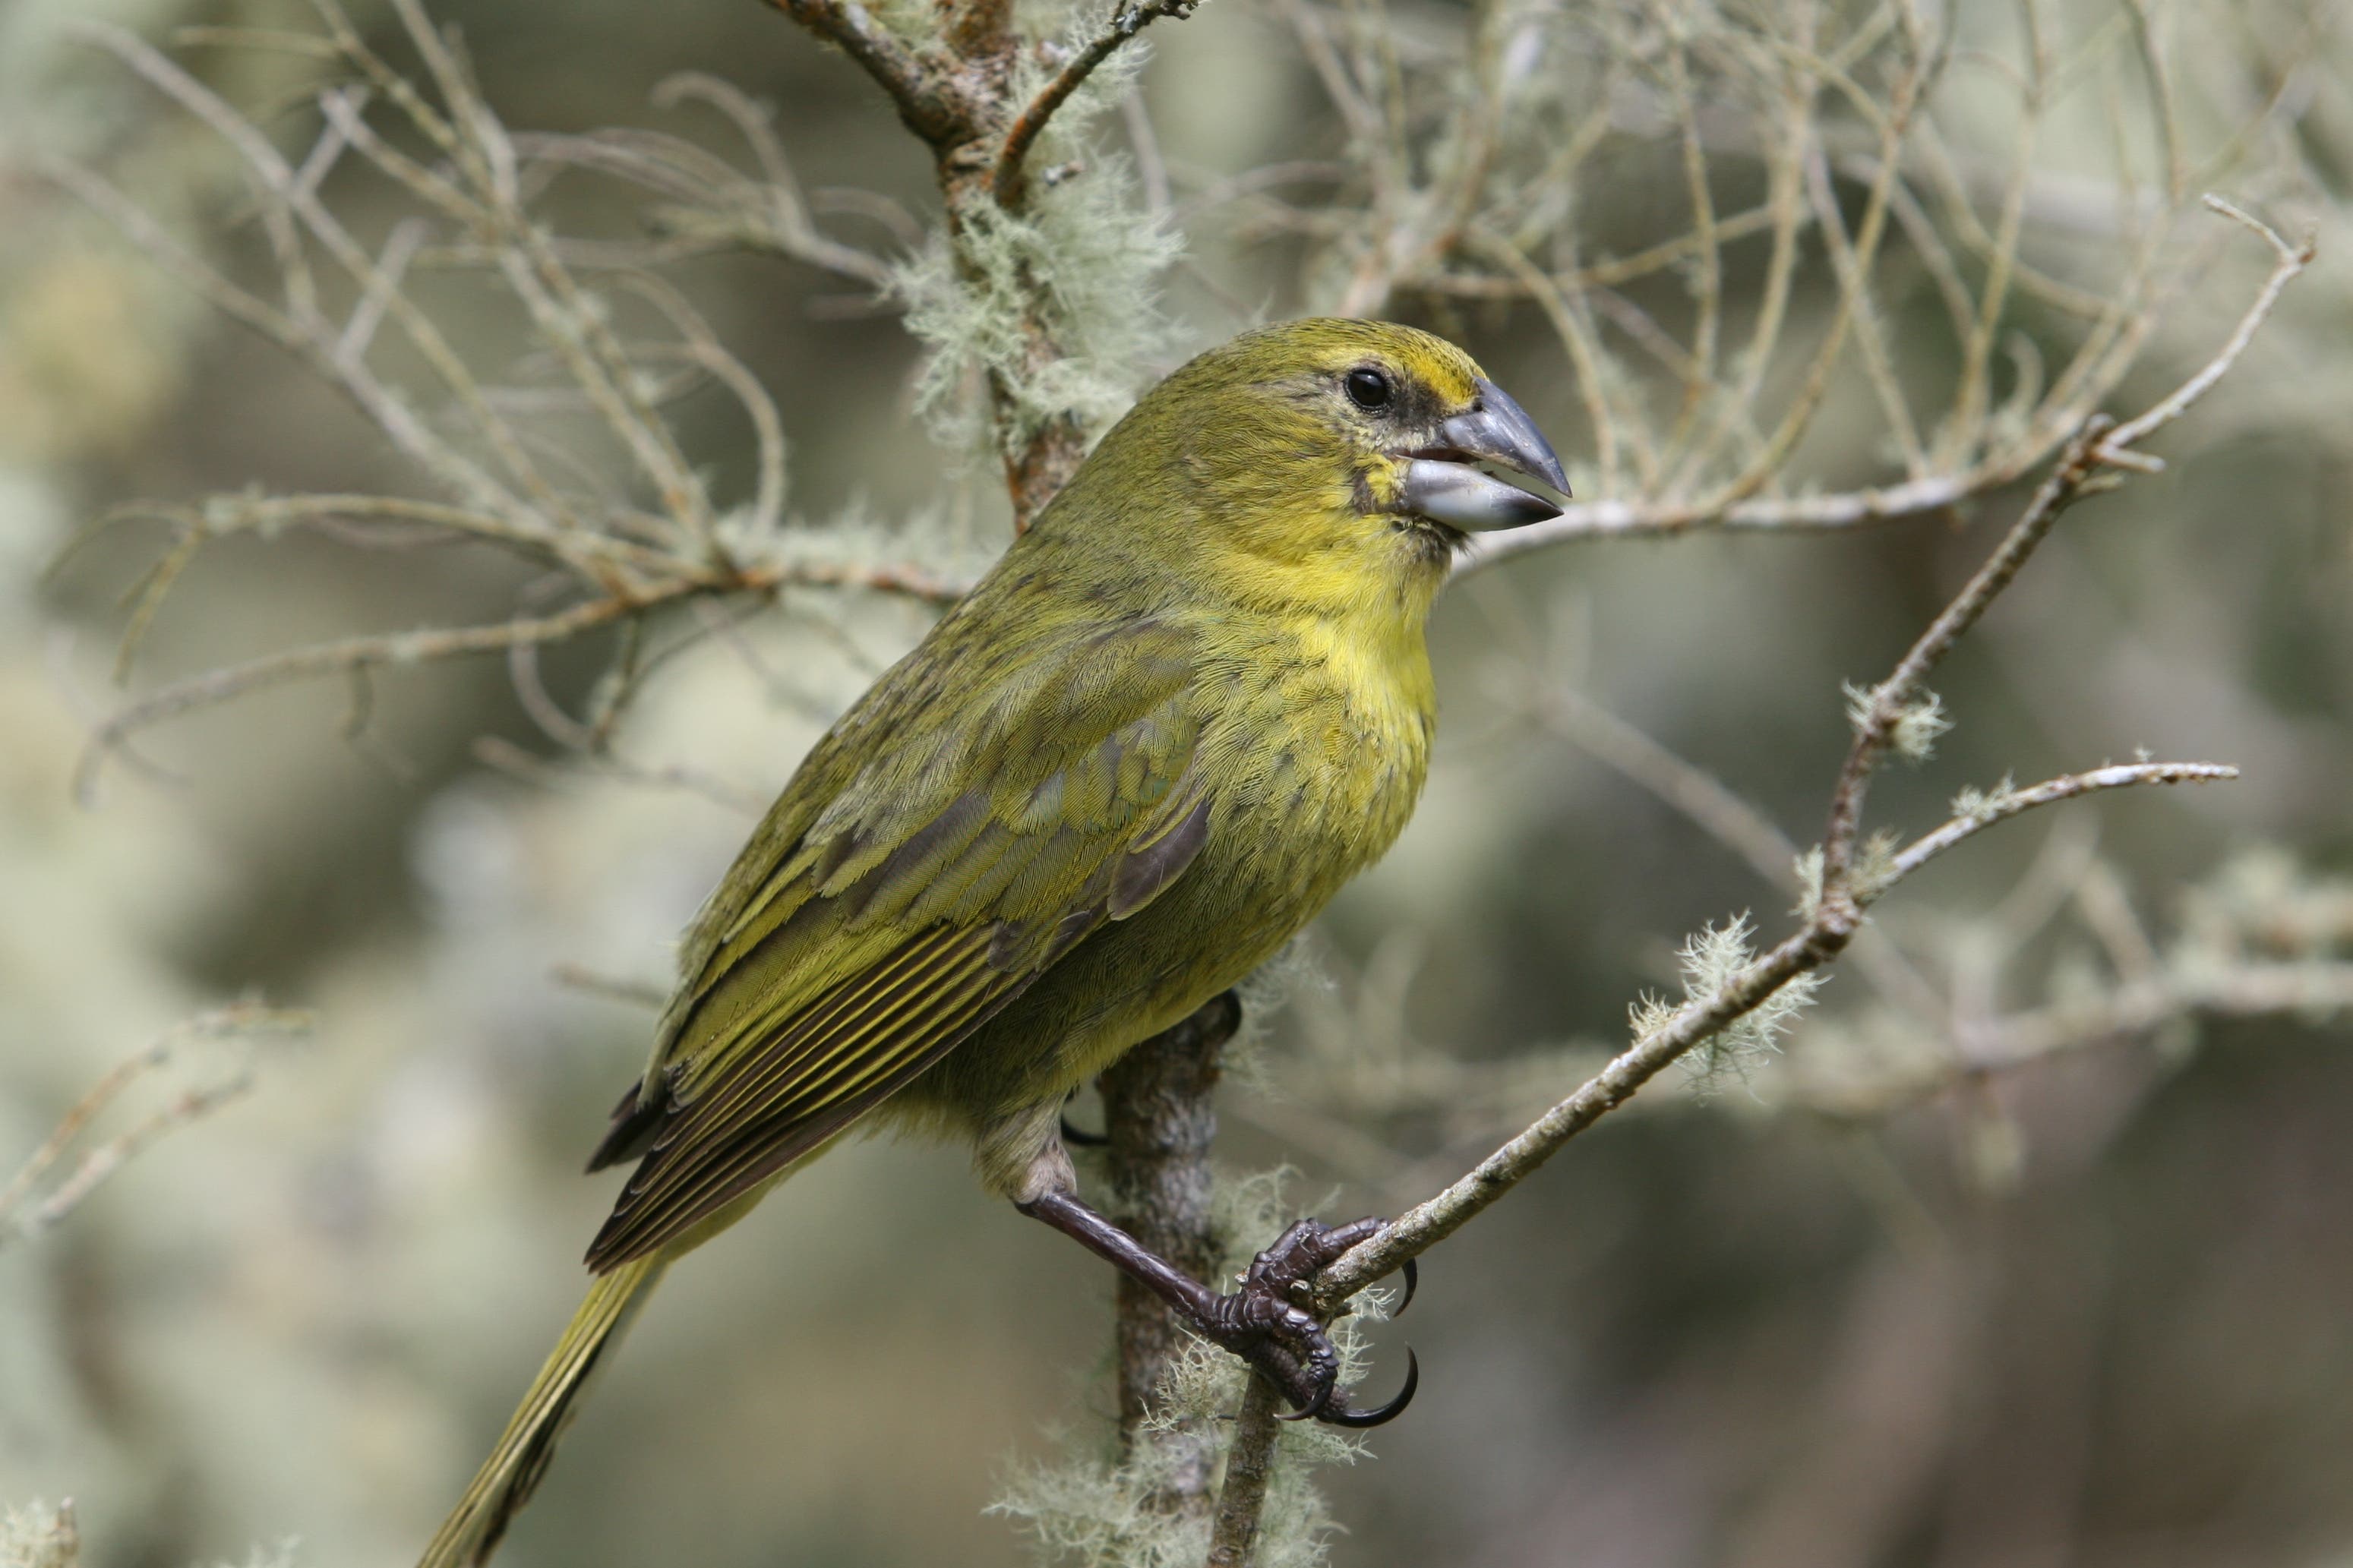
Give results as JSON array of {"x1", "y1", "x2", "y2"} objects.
[{"x1": 418, "y1": 317, "x2": 1567, "y2": 1565}]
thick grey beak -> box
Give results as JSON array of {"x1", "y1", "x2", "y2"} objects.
[{"x1": 1395, "y1": 377, "x2": 1570, "y2": 532}]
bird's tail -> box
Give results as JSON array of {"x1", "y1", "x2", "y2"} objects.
[{"x1": 417, "y1": 1256, "x2": 666, "y2": 1568}]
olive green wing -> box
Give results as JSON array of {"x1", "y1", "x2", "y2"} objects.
[{"x1": 582, "y1": 617, "x2": 1211, "y2": 1271}]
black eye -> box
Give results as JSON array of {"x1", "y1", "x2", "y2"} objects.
[{"x1": 1344, "y1": 368, "x2": 1393, "y2": 411}]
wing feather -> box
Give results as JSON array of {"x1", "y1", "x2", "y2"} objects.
[
  {"x1": 587, "y1": 926, "x2": 1018, "y2": 1269},
  {"x1": 581, "y1": 617, "x2": 1218, "y2": 1272}
]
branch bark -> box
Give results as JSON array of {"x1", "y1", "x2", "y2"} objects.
[
  {"x1": 763, "y1": 0, "x2": 1203, "y2": 528},
  {"x1": 1202, "y1": 1377, "x2": 1284, "y2": 1566},
  {"x1": 993, "y1": 0, "x2": 1200, "y2": 207},
  {"x1": 1098, "y1": 991, "x2": 1240, "y2": 1516}
]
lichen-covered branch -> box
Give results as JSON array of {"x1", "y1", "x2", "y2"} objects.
[
  {"x1": 993, "y1": 0, "x2": 1202, "y2": 207},
  {"x1": 45, "y1": 9, "x2": 971, "y2": 794},
  {"x1": 1098, "y1": 992, "x2": 1237, "y2": 1506},
  {"x1": 765, "y1": 0, "x2": 1202, "y2": 525}
]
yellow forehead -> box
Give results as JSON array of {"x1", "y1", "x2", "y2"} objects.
[{"x1": 1214, "y1": 317, "x2": 1485, "y2": 405}]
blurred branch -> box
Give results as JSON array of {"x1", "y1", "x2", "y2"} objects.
[
  {"x1": 516, "y1": 74, "x2": 899, "y2": 288},
  {"x1": 0, "y1": 1005, "x2": 311, "y2": 1252},
  {"x1": 58, "y1": 538, "x2": 960, "y2": 803},
  {"x1": 548, "y1": 964, "x2": 673, "y2": 1010},
  {"x1": 44, "y1": 11, "x2": 970, "y2": 798},
  {"x1": 1796, "y1": 958, "x2": 2353, "y2": 1121}
]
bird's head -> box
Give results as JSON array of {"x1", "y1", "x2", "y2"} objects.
[{"x1": 1039, "y1": 318, "x2": 1568, "y2": 618}]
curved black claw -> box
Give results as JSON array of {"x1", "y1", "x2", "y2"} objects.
[
  {"x1": 1201, "y1": 1214, "x2": 1429, "y2": 1428},
  {"x1": 1275, "y1": 1385, "x2": 1332, "y2": 1423},
  {"x1": 1060, "y1": 1115, "x2": 1110, "y2": 1148},
  {"x1": 1323, "y1": 1347, "x2": 1420, "y2": 1429},
  {"x1": 1395, "y1": 1257, "x2": 1418, "y2": 1317}
]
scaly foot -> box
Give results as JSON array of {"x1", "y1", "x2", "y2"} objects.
[{"x1": 1192, "y1": 1216, "x2": 1419, "y2": 1426}]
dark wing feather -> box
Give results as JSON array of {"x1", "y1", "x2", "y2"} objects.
[
  {"x1": 581, "y1": 616, "x2": 1212, "y2": 1271},
  {"x1": 585, "y1": 1081, "x2": 659, "y2": 1174},
  {"x1": 586, "y1": 926, "x2": 1021, "y2": 1269}
]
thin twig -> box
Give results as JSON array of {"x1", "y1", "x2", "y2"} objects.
[
  {"x1": 1888, "y1": 762, "x2": 2238, "y2": 882},
  {"x1": 0, "y1": 1006, "x2": 311, "y2": 1250},
  {"x1": 1202, "y1": 1377, "x2": 1284, "y2": 1566},
  {"x1": 993, "y1": 0, "x2": 1202, "y2": 207},
  {"x1": 71, "y1": 554, "x2": 965, "y2": 800}
]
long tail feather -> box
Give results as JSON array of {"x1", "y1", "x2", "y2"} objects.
[{"x1": 417, "y1": 1257, "x2": 665, "y2": 1568}]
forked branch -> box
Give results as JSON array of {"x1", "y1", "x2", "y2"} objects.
[{"x1": 994, "y1": 0, "x2": 1202, "y2": 207}]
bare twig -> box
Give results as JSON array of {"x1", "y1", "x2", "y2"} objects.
[
  {"x1": 1888, "y1": 762, "x2": 2238, "y2": 882},
  {"x1": 760, "y1": 0, "x2": 970, "y2": 148},
  {"x1": 66, "y1": 552, "x2": 964, "y2": 801},
  {"x1": 994, "y1": 0, "x2": 1202, "y2": 207},
  {"x1": 1454, "y1": 459, "x2": 2036, "y2": 566},
  {"x1": 0, "y1": 1006, "x2": 311, "y2": 1251}
]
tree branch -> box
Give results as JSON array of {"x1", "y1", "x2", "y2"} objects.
[
  {"x1": 66, "y1": 553, "x2": 966, "y2": 803},
  {"x1": 1202, "y1": 1377, "x2": 1284, "y2": 1566},
  {"x1": 759, "y1": 0, "x2": 974, "y2": 148},
  {"x1": 1098, "y1": 992, "x2": 1238, "y2": 1513},
  {"x1": 993, "y1": 0, "x2": 1202, "y2": 208},
  {"x1": 1887, "y1": 762, "x2": 2238, "y2": 883},
  {"x1": 1452, "y1": 457, "x2": 2038, "y2": 568}
]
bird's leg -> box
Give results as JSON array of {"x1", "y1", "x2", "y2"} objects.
[{"x1": 1016, "y1": 1186, "x2": 1417, "y2": 1426}]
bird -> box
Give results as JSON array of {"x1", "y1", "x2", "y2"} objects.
[{"x1": 418, "y1": 316, "x2": 1568, "y2": 1565}]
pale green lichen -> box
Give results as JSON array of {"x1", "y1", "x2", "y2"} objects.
[
  {"x1": 1632, "y1": 914, "x2": 1824, "y2": 1086},
  {"x1": 1792, "y1": 845, "x2": 1826, "y2": 921},
  {"x1": 1948, "y1": 774, "x2": 2020, "y2": 825},
  {"x1": 1844, "y1": 680, "x2": 1952, "y2": 764},
  {"x1": 0, "y1": 1503, "x2": 292, "y2": 1568},
  {"x1": 891, "y1": 14, "x2": 1182, "y2": 460},
  {"x1": 2, "y1": 1501, "x2": 77, "y2": 1568}
]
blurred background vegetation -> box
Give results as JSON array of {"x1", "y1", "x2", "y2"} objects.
[{"x1": 4, "y1": 0, "x2": 2352, "y2": 1564}]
